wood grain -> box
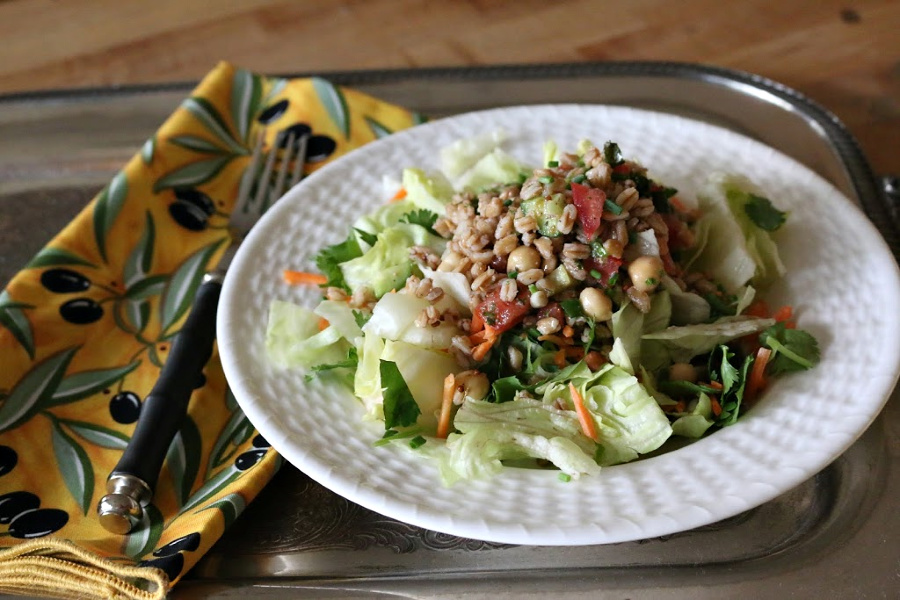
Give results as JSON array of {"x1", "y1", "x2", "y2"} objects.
[{"x1": 0, "y1": 0, "x2": 898, "y2": 173}]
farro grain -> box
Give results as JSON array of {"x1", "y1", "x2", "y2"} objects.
[
  {"x1": 494, "y1": 234, "x2": 519, "y2": 257},
  {"x1": 516, "y1": 268, "x2": 544, "y2": 285},
  {"x1": 514, "y1": 215, "x2": 537, "y2": 234},
  {"x1": 626, "y1": 286, "x2": 652, "y2": 313},
  {"x1": 558, "y1": 204, "x2": 577, "y2": 235},
  {"x1": 562, "y1": 242, "x2": 590, "y2": 260},
  {"x1": 586, "y1": 163, "x2": 611, "y2": 188},
  {"x1": 471, "y1": 268, "x2": 496, "y2": 291},
  {"x1": 325, "y1": 286, "x2": 348, "y2": 301},
  {"x1": 536, "y1": 316, "x2": 561, "y2": 335},
  {"x1": 499, "y1": 278, "x2": 518, "y2": 302}
]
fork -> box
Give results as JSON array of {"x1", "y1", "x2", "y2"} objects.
[{"x1": 97, "y1": 130, "x2": 308, "y2": 534}]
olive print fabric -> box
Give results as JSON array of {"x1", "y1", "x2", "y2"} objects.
[{"x1": 0, "y1": 61, "x2": 421, "y2": 598}]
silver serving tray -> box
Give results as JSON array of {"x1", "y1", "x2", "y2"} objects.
[{"x1": 1, "y1": 62, "x2": 897, "y2": 599}]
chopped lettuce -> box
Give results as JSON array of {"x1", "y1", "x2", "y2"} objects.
[
  {"x1": 660, "y1": 276, "x2": 710, "y2": 325},
  {"x1": 340, "y1": 223, "x2": 444, "y2": 297},
  {"x1": 352, "y1": 199, "x2": 417, "y2": 244},
  {"x1": 382, "y1": 340, "x2": 460, "y2": 431},
  {"x1": 459, "y1": 148, "x2": 528, "y2": 192},
  {"x1": 671, "y1": 393, "x2": 715, "y2": 438},
  {"x1": 611, "y1": 303, "x2": 644, "y2": 368},
  {"x1": 266, "y1": 300, "x2": 349, "y2": 368},
  {"x1": 354, "y1": 332, "x2": 385, "y2": 419},
  {"x1": 642, "y1": 316, "x2": 775, "y2": 363},
  {"x1": 402, "y1": 168, "x2": 455, "y2": 214},
  {"x1": 441, "y1": 398, "x2": 600, "y2": 484},
  {"x1": 686, "y1": 174, "x2": 786, "y2": 291},
  {"x1": 542, "y1": 366, "x2": 672, "y2": 466},
  {"x1": 363, "y1": 291, "x2": 462, "y2": 350},
  {"x1": 440, "y1": 129, "x2": 506, "y2": 180},
  {"x1": 314, "y1": 300, "x2": 363, "y2": 343}
]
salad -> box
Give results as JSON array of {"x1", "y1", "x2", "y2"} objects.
[{"x1": 266, "y1": 132, "x2": 820, "y2": 484}]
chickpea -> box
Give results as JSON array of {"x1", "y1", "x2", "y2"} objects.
[
  {"x1": 668, "y1": 362, "x2": 698, "y2": 383},
  {"x1": 507, "y1": 245, "x2": 542, "y2": 274},
  {"x1": 579, "y1": 287, "x2": 613, "y2": 321},
  {"x1": 437, "y1": 251, "x2": 464, "y2": 272},
  {"x1": 627, "y1": 255, "x2": 664, "y2": 293},
  {"x1": 530, "y1": 290, "x2": 549, "y2": 309},
  {"x1": 456, "y1": 370, "x2": 490, "y2": 400}
]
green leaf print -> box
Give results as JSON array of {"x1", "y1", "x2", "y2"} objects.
[
  {"x1": 180, "y1": 467, "x2": 241, "y2": 514},
  {"x1": 119, "y1": 297, "x2": 151, "y2": 333},
  {"x1": 0, "y1": 290, "x2": 35, "y2": 359},
  {"x1": 124, "y1": 503, "x2": 164, "y2": 560},
  {"x1": 92, "y1": 171, "x2": 129, "y2": 263},
  {"x1": 49, "y1": 360, "x2": 140, "y2": 406},
  {"x1": 159, "y1": 239, "x2": 224, "y2": 334},
  {"x1": 26, "y1": 247, "x2": 96, "y2": 270},
  {"x1": 365, "y1": 116, "x2": 392, "y2": 139},
  {"x1": 123, "y1": 212, "x2": 156, "y2": 289},
  {"x1": 124, "y1": 274, "x2": 167, "y2": 301},
  {"x1": 49, "y1": 414, "x2": 95, "y2": 515},
  {"x1": 181, "y1": 97, "x2": 246, "y2": 155},
  {"x1": 152, "y1": 156, "x2": 232, "y2": 193},
  {"x1": 207, "y1": 408, "x2": 251, "y2": 474},
  {"x1": 169, "y1": 135, "x2": 231, "y2": 155},
  {"x1": 166, "y1": 415, "x2": 203, "y2": 507},
  {"x1": 312, "y1": 78, "x2": 350, "y2": 139},
  {"x1": 196, "y1": 492, "x2": 246, "y2": 529},
  {"x1": 141, "y1": 135, "x2": 156, "y2": 165},
  {"x1": 0, "y1": 346, "x2": 78, "y2": 432},
  {"x1": 231, "y1": 68, "x2": 263, "y2": 143},
  {"x1": 61, "y1": 419, "x2": 130, "y2": 450}
]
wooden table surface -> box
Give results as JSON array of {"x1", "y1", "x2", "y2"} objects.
[{"x1": 1, "y1": 0, "x2": 898, "y2": 174}]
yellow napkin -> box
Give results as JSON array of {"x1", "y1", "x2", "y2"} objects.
[{"x1": 0, "y1": 61, "x2": 421, "y2": 599}]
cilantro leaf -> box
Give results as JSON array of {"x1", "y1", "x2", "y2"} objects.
[
  {"x1": 379, "y1": 360, "x2": 421, "y2": 429},
  {"x1": 354, "y1": 228, "x2": 378, "y2": 247},
  {"x1": 490, "y1": 375, "x2": 535, "y2": 403},
  {"x1": 352, "y1": 309, "x2": 371, "y2": 328},
  {"x1": 744, "y1": 194, "x2": 787, "y2": 231},
  {"x1": 559, "y1": 299, "x2": 584, "y2": 319},
  {"x1": 399, "y1": 209, "x2": 440, "y2": 236},
  {"x1": 314, "y1": 233, "x2": 363, "y2": 292},
  {"x1": 603, "y1": 141, "x2": 624, "y2": 166},
  {"x1": 759, "y1": 323, "x2": 820, "y2": 375},
  {"x1": 716, "y1": 354, "x2": 753, "y2": 426}
]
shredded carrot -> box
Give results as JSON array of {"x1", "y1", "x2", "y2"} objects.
[
  {"x1": 538, "y1": 334, "x2": 573, "y2": 346},
  {"x1": 470, "y1": 311, "x2": 485, "y2": 333},
  {"x1": 562, "y1": 325, "x2": 574, "y2": 338},
  {"x1": 554, "y1": 349, "x2": 567, "y2": 368},
  {"x1": 389, "y1": 187, "x2": 407, "y2": 202},
  {"x1": 471, "y1": 337, "x2": 497, "y2": 362},
  {"x1": 469, "y1": 330, "x2": 488, "y2": 345},
  {"x1": 436, "y1": 373, "x2": 456, "y2": 439},
  {"x1": 317, "y1": 317, "x2": 329, "y2": 331},
  {"x1": 707, "y1": 380, "x2": 724, "y2": 390},
  {"x1": 282, "y1": 270, "x2": 327, "y2": 286},
  {"x1": 773, "y1": 305, "x2": 793, "y2": 322},
  {"x1": 746, "y1": 347, "x2": 772, "y2": 401},
  {"x1": 710, "y1": 396, "x2": 723, "y2": 417},
  {"x1": 569, "y1": 383, "x2": 598, "y2": 442}
]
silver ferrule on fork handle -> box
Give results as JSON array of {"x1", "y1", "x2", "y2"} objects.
[{"x1": 97, "y1": 474, "x2": 152, "y2": 534}]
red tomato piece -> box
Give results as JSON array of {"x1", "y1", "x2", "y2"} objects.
[
  {"x1": 585, "y1": 255, "x2": 623, "y2": 286},
  {"x1": 475, "y1": 284, "x2": 531, "y2": 336},
  {"x1": 570, "y1": 182, "x2": 605, "y2": 240}
]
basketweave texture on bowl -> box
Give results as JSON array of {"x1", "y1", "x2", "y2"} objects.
[{"x1": 217, "y1": 104, "x2": 900, "y2": 545}]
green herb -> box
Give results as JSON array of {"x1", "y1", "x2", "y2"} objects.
[
  {"x1": 400, "y1": 209, "x2": 440, "y2": 235},
  {"x1": 759, "y1": 322, "x2": 820, "y2": 375},
  {"x1": 482, "y1": 308, "x2": 497, "y2": 326},
  {"x1": 409, "y1": 435, "x2": 427, "y2": 449},
  {"x1": 628, "y1": 231, "x2": 637, "y2": 244},
  {"x1": 645, "y1": 277, "x2": 658, "y2": 286},
  {"x1": 650, "y1": 185, "x2": 677, "y2": 214},
  {"x1": 491, "y1": 375, "x2": 535, "y2": 403},
  {"x1": 589, "y1": 269, "x2": 602, "y2": 279},
  {"x1": 352, "y1": 309, "x2": 370, "y2": 328},
  {"x1": 547, "y1": 160, "x2": 559, "y2": 167},
  {"x1": 717, "y1": 353, "x2": 753, "y2": 426},
  {"x1": 560, "y1": 298, "x2": 584, "y2": 319},
  {"x1": 704, "y1": 292, "x2": 736, "y2": 318},
  {"x1": 379, "y1": 360, "x2": 421, "y2": 430},
  {"x1": 538, "y1": 175, "x2": 554, "y2": 184},
  {"x1": 305, "y1": 347, "x2": 359, "y2": 387},
  {"x1": 374, "y1": 427, "x2": 423, "y2": 446},
  {"x1": 503, "y1": 199, "x2": 513, "y2": 206},
  {"x1": 744, "y1": 194, "x2": 787, "y2": 231},
  {"x1": 528, "y1": 284, "x2": 539, "y2": 294},
  {"x1": 571, "y1": 174, "x2": 587, "y2": 184},
  {"x1": 508, "y1": 271, "x2": 519, "y2": 279},
  {"x1": 518, "y1": 172, "x2": 528, "y2": 184},
  {"x1": 590, "y1": 240, "x2": 608, "y2": 259},
  {"x1": 314, "y1": 233, "x2": 363, "y2": 292},
  {"x1": 603, "y1": 141, "x2": 624, "y2": 166},
  {"x1": 607, "y1": 272, "x2": 619, "y2": 287},
  {"x1": 353, "y1": 227, "x2": 378, "y2": 247},
  {"x1": 604, "y1": 199, "x2": 623, "y2": 215},
  {"x1": 658, "y1": 379, "x2": 723, "y2": 396},
  {"x1": 558, "y1": 473, "x2": 572, "y2": 482}
]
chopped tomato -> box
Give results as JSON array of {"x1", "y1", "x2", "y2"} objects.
[
  {"x1": 570, "y1": 182, "x2": 605, "y2": 240},
  {"x1": 612, "y1": 164, "x2": 631, "y2": 175},
  {"x1": 585, "y1": 255, "x2": 623, "y2": 286},
  {"x1": 475, "y1": 284, "x2": 531, "y2": 336}
]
